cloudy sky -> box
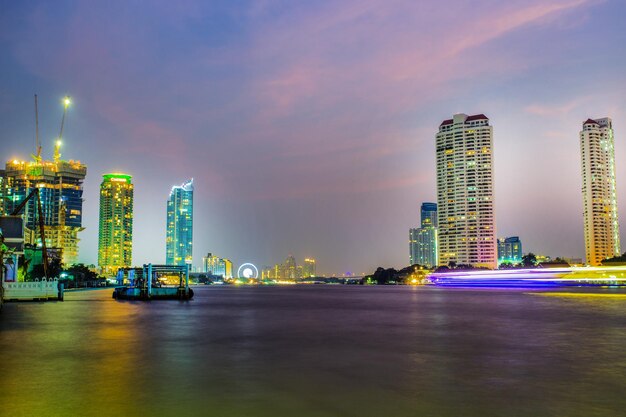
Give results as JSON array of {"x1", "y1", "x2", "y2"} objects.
[{"x1": 1, "y1": 0, "x2": 625, "y2": 274}]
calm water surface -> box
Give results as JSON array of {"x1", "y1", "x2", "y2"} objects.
[{"x1": 2, "y1": 285, "x2": 626, "y2": 417}]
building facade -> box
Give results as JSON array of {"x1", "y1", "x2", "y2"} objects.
[
  {"x1": 497, "y1": 236, "x2": 522, "y2": 265},
  {"x1": 436, "y1": 113, "x2": 497, "y2": 268},
  {"x1": 202, "y1": 253, "x2": 233, "y2": 278},
  {"x1": 410, "y1": 227, "x2": 438, "y2": 269},
  {"x1": 420, "y1": 202, "x2": 438, "y2": 228},
  {"x1": 580, "y1": 118, "x2": 620, "y2": 266},
  {"x1": 303, "y1": 258, "x2": 316, "y2": 277},
  {"x1": 166, "y1": 179, "x2": 194, "y2": 266},
  {"x1": 409, "y1": 202, "x2": 439, "y2": 268},
  {"x1": 2, "y1": 158, "x2": 86, "y2": 265},
  {"x1": 98, "y1": 173, "x2": 133, "y2": 273},
  {"x1": 284, "y1": 255, "x2": 297, "y2": 279}
]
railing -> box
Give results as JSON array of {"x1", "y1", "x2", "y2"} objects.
[{"x1": 2, "y1": 278, "x2": 62, "y2": 301}]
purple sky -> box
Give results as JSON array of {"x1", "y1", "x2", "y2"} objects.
[{"x1": 1, "y1": 0, "x2": 626, "y2": 274}]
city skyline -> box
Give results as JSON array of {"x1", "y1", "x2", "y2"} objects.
[{"x1": 1, "y1": 1, "x2": 626, "y2": 274}]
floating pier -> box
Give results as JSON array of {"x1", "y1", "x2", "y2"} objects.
[{"x1": 112, "y1": 263, "x2": 193, "y2": 301}]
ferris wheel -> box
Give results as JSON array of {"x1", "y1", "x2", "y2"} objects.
[{"x1": 237, "y1": 263, "x2": 259, "y2": 279}]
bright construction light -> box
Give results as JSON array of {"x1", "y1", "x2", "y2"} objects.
[
  {"x1": 63, "y1": 96, "x2": 71, "y2": 107},
  {"x1": 56, "y1": 140, "x2": 62, "y2": 147}
]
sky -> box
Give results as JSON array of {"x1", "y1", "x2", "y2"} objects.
[{"x1": 1, "y1": 0, "x2": 626, "y2": 275}]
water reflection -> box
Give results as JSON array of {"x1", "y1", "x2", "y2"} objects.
[{"x1": 1, "y1": 286, "x2": 626, "y2": 416}]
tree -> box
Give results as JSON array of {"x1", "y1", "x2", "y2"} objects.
[
  {"x1": 522, "y1": 253, "x2": 537, "y2": 268},
  {"x1": 603, "y1": 253, "x2": 626, "y2": 265},
  {"x1": 27, "y1": 258, "x2": 63, "y2": 281}
]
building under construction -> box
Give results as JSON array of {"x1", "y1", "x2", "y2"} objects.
[
  {"x1": 1, "y1": 95, "x2": 86, "y2": 267},
  {"x1": 2, "y1": 158, "x2": 87, "y2": 266}
]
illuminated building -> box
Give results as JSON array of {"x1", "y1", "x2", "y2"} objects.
[
  {"x1": 580, "y1": 118, "x2": 620, "y2": 266},
  {"x1": 420, "y1": 202, "x2": 438, "y2": 227},
  {"x1": 497, "y1": 236, "x2": 522, "y2": 265},
  {"x1": 98, "y1": 173, "x2": 133, "y2": 273},
  {"x1": 285, "y1": 255, "x2": 296, "y2": 279},
  {"x1": 2, "y1": 158, "x2": 86, "y2": 265},
  {"x1": 202, "y1": 253, "x2": 232, "y2": 278},
  {"x1": 303, "y1": 258, "x2": 316, "y2": 277},
  {"x1": 436, "y1": 113, "x2": 496, "y2": 268},
  {"x1": 262, "y1": 266, "x2": 274, "y2": 279},
  {"x1": 166, "y1": 179, "x2": 194, "y2": 266},
  {"x1": 409, "y1": 203, "x2": 439, "y2": 268}
]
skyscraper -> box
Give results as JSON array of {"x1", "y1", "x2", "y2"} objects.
[
  {"x1": 436, "y1": 113, "x2": 496, "y2": 268},
  {"x1": 2, "y1": 158, "x2": 86, "y2": 265},
  {"x1": 420, "y1": 202, "x2": 438, "y2": 228},
  {"x1": 284, "y1": 255, "x2": 296, "y2": 279},
  {"x1": 303, "y1": 258, "x2": 316, "y2": 277},
  {"x1": 497, "y1": 236, "x2": 522, "y2": 265},
  {"x1": 580, "y1": 118, "x2": 620, "y2": 265},
  {"x1": 98, "y1": 173, "x2": 133, "y2": 273},
  {"x1": 409, "y1": 203, "x2": 438, "y2": 268},
  {"x1": 166, "y1": 179, "x2": 194, "y2": 266}
]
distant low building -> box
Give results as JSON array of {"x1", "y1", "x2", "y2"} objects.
[
  {"x1": 497, "y1": 236, "x2": 522, "y2": 265},
  {"x1": 202, "y1": 253, "x2": 232, "y2": 278}
]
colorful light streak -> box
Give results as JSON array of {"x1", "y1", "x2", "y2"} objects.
[{"x1": 428, "y1": 266, "x2": 626, "y2": 288}]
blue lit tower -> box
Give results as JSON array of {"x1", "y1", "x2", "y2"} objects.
[
  {"x1": 409, "y1": 202, "x2": 438, "y2": 268},
  {"x1": 166, "y1": 179, "x2": 194, "y2": 266},
  {"x1": 420, "y1": 202, "x2": 438, "y2": 228}
]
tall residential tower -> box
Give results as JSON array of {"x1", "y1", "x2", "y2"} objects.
[
  {"x1": 580, "y1": 118, "x2": 620, "y2": 265},
  {"x1": 166, "y1": 179, "x2": 194, "y2": 266},
  {"x1": 98, "y1": 173, "x2": 134, "y2": 273},
  {"x1": 436, "y1": 114, "x2": 496, "y2": 268}
]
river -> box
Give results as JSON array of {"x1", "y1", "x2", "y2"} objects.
[{"x1": 1, "y1": 285, "x2": 626, "y2": 416}]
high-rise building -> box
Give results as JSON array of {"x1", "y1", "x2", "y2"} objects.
[
  {"x1": 166, "y1": 179, "x2": 194, "y2": 266},
  {"x1": 497, "y1": 236, "x2": 522, "y2": 265},
  {"x1": 436, "y1": 113, "x2": 496, "y2": 268},
  {"x1": 409, "y1": 227, "x2": 438, "y2": 268},
  {"x1": 202, "y1": 253, "x2": 232, "y2": 278},
  {"x1": 580, "y1": 118, "x2": 621, "y2": 266},
  {"x1": 420, "y1": 202, "x2": 438, "y2": 228},
  {"x1": 409, "y1": 202, "x2": 439, "y2": 268},
  {"x1": 2, "y1": 158, "x2": 86, "y2": 265},
  {"x1": 303, "y1": 258, "x2": 316, "y2": 277},
  {"x1": 285, "y1": 255, "x2": 296, "y2": 279},
  {"x1": 98, "y1": 173, "x2": 133, "y2": 273}
]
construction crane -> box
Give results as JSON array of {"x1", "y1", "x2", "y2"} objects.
[
  {"x1": 10, "y1": 188, "x2": 49, "y2": 279},
  {"x1": 54, "y1": 96, "x2": 71, "y2": 163},
  {"x1": 31, "y1": 94, "x2": 42, "y2": 163}
]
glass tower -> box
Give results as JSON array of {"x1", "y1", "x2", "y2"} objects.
[
  {"x1": 166, "y1": 179, "x2": 194, "y2": 266},
  {"x1": 409, "y1": 202, "x2": 439, "y2": 268}
]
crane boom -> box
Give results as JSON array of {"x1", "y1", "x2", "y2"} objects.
[
  {"x1": 35, "y1": 94, "x2": 41, "y2": 162},
  {"x1": 54, "y1": 96, "x2": 71, "y2": 163}
]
